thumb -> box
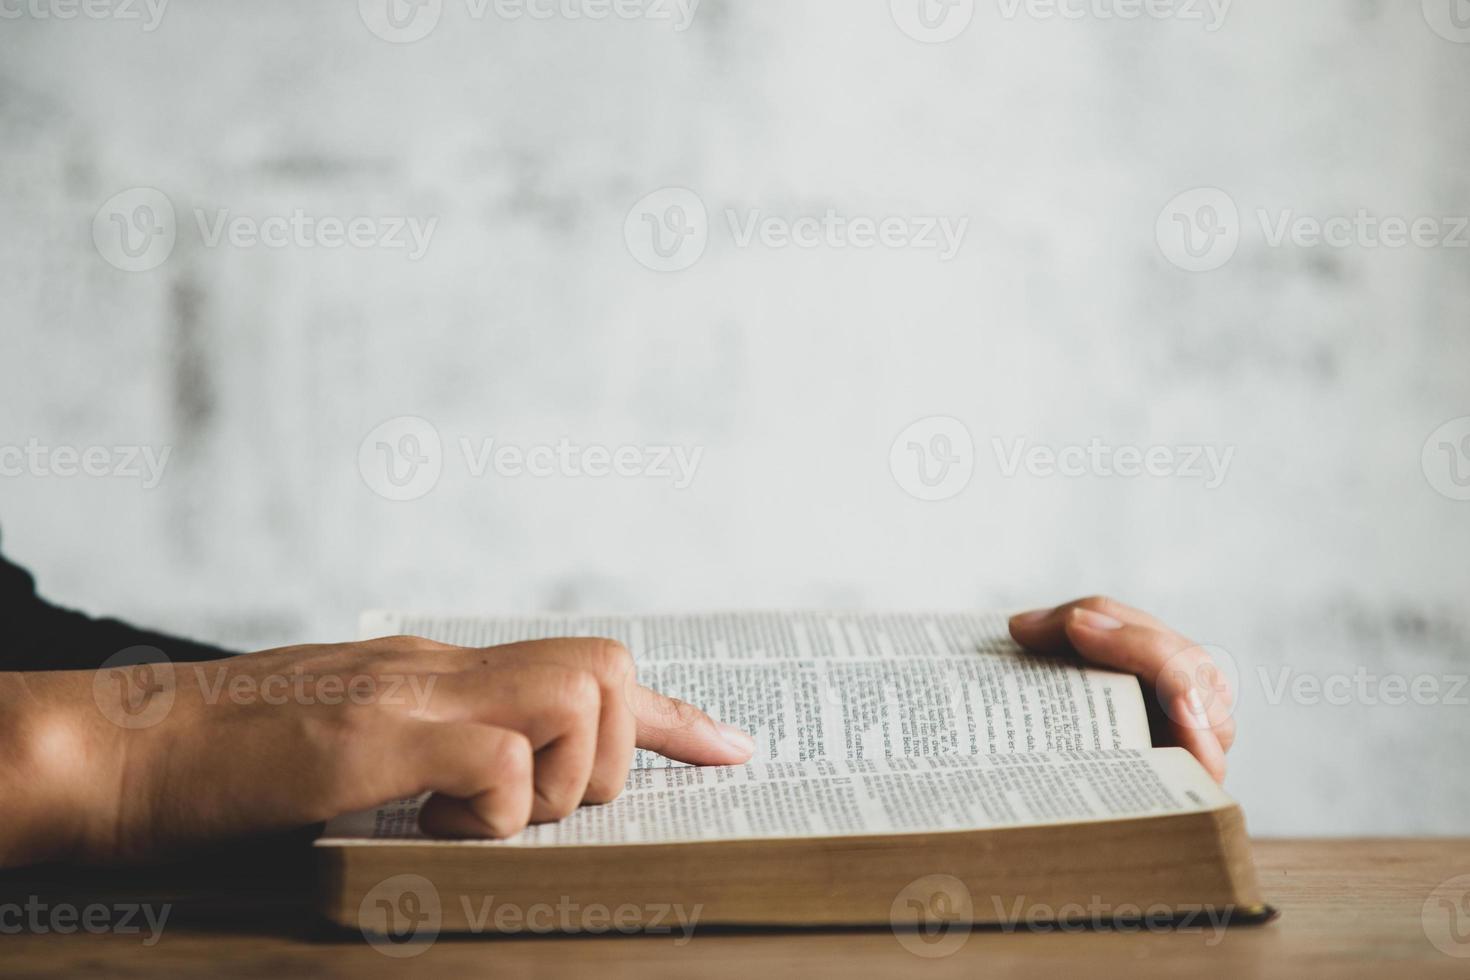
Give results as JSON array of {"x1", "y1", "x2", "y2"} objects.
[{"x1": 625, "y1": 684, "x2": 756, "y2": 766}]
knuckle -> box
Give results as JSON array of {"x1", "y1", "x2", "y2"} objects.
[
  {"x1": 560, "y1": 669, "x2": 603, "y2": 716},
  {"x1": 488, "y1": 730, "x2": 534, "y2": 782},
  {"x1": 587, "y1": 638, "x2": 635, "y2": 681},
  {"x1": 663, "y1": 696, "x2": 706, "y2": 731}
]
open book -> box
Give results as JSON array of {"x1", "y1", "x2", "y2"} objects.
[{"x1": 318, "y1": 611, "x2": 1265, "y2": 935}]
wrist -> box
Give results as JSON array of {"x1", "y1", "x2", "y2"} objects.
[{"x1": 0, "y1": 670, "x2": 126, "y2": 866}]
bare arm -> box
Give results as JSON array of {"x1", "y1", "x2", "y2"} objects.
[{"x1": 0, "y1": 636, "x2": 754, "y2": 867}]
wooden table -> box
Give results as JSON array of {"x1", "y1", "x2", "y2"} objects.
[{"x1": 3, "y1": 838, "x2": 1467, "y2": 978}]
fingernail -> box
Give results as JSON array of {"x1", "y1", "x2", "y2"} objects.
[
  {"x1": 1012, "y1": 608, "x2": 1053, "y2": 626},
  {"x1": 1071, "y1": 608, "x2": 1124, "y2": 631},
  {"x1": 1187, "y1": 688, "x2": 1208, "y2": 720},
  {"x1": 717, "y1": 723, "x2": 756, "y2": 756}
]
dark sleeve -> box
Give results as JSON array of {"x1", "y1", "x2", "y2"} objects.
[{"x1": 0, "y1": 537, "x2": 236, "y2": 671}]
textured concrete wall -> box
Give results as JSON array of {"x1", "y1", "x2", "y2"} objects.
[{"x1": 2, "y1": 0, "x2": 1468, "y2": 833}]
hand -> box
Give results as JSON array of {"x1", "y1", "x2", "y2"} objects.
[
  {"x1": 1008, "y1": 597, "x2": 1235, "y2": 783},
  {"x1": 0, "y1": 635, "x2": 755, "y2": 866}
]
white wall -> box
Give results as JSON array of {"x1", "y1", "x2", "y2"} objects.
[{"x1": 2, "y1": 0, "x2": 1468, "y2": 834}]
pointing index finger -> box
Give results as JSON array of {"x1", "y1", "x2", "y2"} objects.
[{"x1": 624, "y1": 683, "x2": 755, "y2": 767}]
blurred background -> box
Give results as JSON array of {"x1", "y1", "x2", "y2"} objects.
[{"x1": 2, "y1": 0, "x2": 1468, "y2": 834}]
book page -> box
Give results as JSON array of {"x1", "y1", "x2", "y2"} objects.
[
  {"x1": 319, "y1": 748, "x2": 1231, "y2": 846},
  {"x1": 360, "y1": 610, "x2": 1153, "y2": 765}
]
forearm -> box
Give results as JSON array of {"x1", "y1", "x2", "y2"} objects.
[
  {"x1": 0, "y1": 671, "x2": 106, "y2": 868},
  {"x1": 0, "y1": 635, "x2": 756, "y2": 869}
]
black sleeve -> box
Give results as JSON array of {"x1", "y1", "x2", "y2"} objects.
[{"x1": 0, "y1": 535, "x2": 237, "y2": 671}]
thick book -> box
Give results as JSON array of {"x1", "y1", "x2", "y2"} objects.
[{"x1": 317, "y1": 611, "x2": 1266, "y2": 936}]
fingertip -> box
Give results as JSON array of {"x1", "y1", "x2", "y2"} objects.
[
  {"x1": 1008, "y1": 607, "x2": 1080, "y2": 658},
  {"x1": 1170, "y1": 702, "x2": 1228, "y2": 785},
  {"x1": 1215, "y1": 713, "x2": 1237, "y2": 754},
  {"x1": 668, "y1": 721, "x2": 755, "y2": 767},
  {"x1": 418, "y1": 793, "x2": 529, "y2": 840},
  {"x1": 1199, "y1": 748, "x2": 1228, "y2": 785},
  {"x1": 716, "y1": 722, "x2": 756, "y2": 762},
  {"x1": 1009, "y1": 608, "x2": 1053, "y2": 632}
]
